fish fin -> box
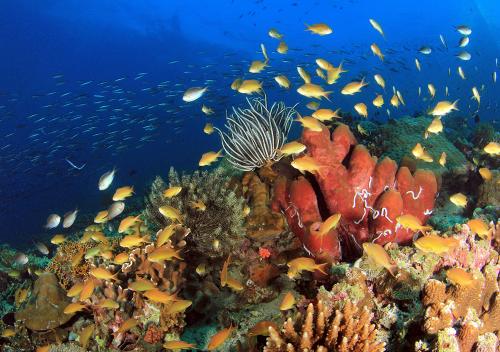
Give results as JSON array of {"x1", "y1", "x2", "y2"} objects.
[{"x1": 315, "y1": 263, "x2": 329, "y2": 275}]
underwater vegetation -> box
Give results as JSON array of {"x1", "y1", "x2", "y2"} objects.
[{"x1": 1, "y1": 4, "x2": 500, "y2": 352}]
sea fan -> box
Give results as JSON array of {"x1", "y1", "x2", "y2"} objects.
[{"x1": 215, "y1": 96, "x2": 296, "y2": 171}]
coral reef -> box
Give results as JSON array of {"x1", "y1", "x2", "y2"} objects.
[
  {"x1": 15, "y1": 272, "x2": 72, "y2": 331},
  {"x1": 144, "y1": 167, "x2": 246, "y2": 258},
  {"x1": 272, "y1": 123, "x2": 438, "y2": 262},
  {"x1": 264, "y1": 299, "x2": 386, "y2": 351},
  {"x1": 242, "y1": 171, "x2": 287, "y2": 241}
]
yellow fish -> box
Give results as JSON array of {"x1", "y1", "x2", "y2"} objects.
[
  {"x1": 483, "y1": 141, "x2": 500, "y2": 155},
  {"x1": 202, "y1": 105, "x2": 214, "y2": 115},
  {"x1": 354, "y1": 102, "x2": 368, "y2": 117},
  {"x1": 268, "y1": 28, "x2": 283, "y2": 39},
  {"x1": 230, "y1": 78, "x2": 243, "y2": 91},
  {"x1": 203, "y1": 122, "x2": 214, "y2": 135},
  {"x1": 450, "y1": 193, "x2": 467, "y2": 208},
  {"x1": 373, "y1": 94, "x2": 384, "y2": 108},
  {"x1": 67, "y1": 282, "x2": 84, "y2": 297},
  {"x1": 439, "y1": 152, "x2": 447, "y2": 167},
  {"x1": 163, "y1": 186, "x2": 182, "y2": 198},
  {"x1": 190, "y1": 200, "x2": 206, "y2": 211},
  {"x1": 458, "y1": 66, "x2": 466, "y2": 80},
  {"x1": 97, "y1": 298, "x2": 119, "y2": 309},
  {"x1": 148, "y1": 246, "x2": 182, "y2": 263},
  {"x1": 116, "y1": 318, "x2": 139, "y2": 334},
  {"x1": 446, "y1": 268, "x2": 474, "y2": 286},
  {"x1": 290, "y1": 155, "x2": 322, "y2": 174},
  {"x1": 226, "y1": 276, "x2": 244, "y2": 291},
  {"x1": 287, "y1": 257, "x2": 328, "y2": 279},
  {"x1": 156, "y1": 224, "x2": 179, "y2": 247},
  {"x1": 312, "y1": 108, "x2": 340, "y2": 121},
  {"x1": 70, "y1": 250, "x2": 83, "y2": 267},
  {"x1": 279, "y1": 291, "x2": 296, "y2": 311},
  {"x1": 478, "y1": 167, "x2": 492, "y2": 181},
  {"x1": 50, "y1": 234, "x2": 66, "y2": 245},
  {"x1": 369, "y1": 19, "x2": 384, "y2": 37},
  {"x1": 237, "y1": 79, "x2": 262, "y2": 94},
  {"x1": 430, "y1": 101, "x2": 458, "y2": 118},
  {"x1": 370, "y1": 43, "x2": 384, "y2": 61},
  {"x1": 296, "y1": 115, "x2": 324, "y2": 132},
  {"x1": 159, "y1": 205, "x2": 183, "y2": 223},
  {"x1": 90, "y1": 267, "x2": 118, "y2": 281},
  {"x1": 412, "y1": 143, "x2": 433, "y2": 163},
  {"x1": 277, "y1": 41, "x2": 288, "y2": 54},
  {"x1": 119, "y1": 234, "x2": 149, "y2": 248},
  {"x1": 249, "y1": 59, "x2": 268, "y2": 73},
  {"x1": 326, "y1": 63, "x2": 347, "y2": 84},
  {"x1": 341, "y1": 79, "x2": 367, "y2": 95},
  {"x1": 79, "y1": 279, "x2": 95, "y2": 301},
  {"x1": 207, "y1": 325, "x2": 235, "y2": 351},
  {"x1": 396, "y1": 214, "x2": 432, "y2": 232},
  {"x1": 374, "y1": 74, "x2": 385, "y2": 89},
  {"x1": 279, "y1": 141, "x2": 307, "y2": 156},
  {"x1": 297, "y1": 66, "x2": 311, "y2": 83},
  {"x1": 426, "y1": 117, "x2": 443, "y2": 135},
  {"x1": 314, "y1": 213, "x2": 341, "y2": 237},
  {"x1": 199, "y1": 150, "x2": 222, "y2": 167},
  {"x1": 118, "y1": 215, "x2": 141, "y2": 233},
  {"x1": 390, "y1": 93, "x2": 400, "y2": 108},
  {"x1": 94, "y1": 210, "x2": 108, "y2": 224},
  {"x1": 143, "y1": 288, "x2": 177, "y2": 304},
  {"x1": 274, "y1": 75, "x2": 291, "y2": 89},
  {"x1": 467, "y1": 218, "x2": 490, "y2": 239},
  {"x1": 427, "y1": 84, "x2": 436, "y2": 99},
  {"x1": 1, "y1": 328, "x2": 16, "y2": 338},
  {"x1": 414, "y1": 234, "x2": 459, "y2": 255},
  {"x1": 165, "y1": 300, "x2": 192, "y2": 314},
  {"x1": 297, "y1": 83, "x2": 332, "y2": 100},
  {"x1": 129, "y1": 278, "x2": 156, "y2": 292},
  {"x1": 113, "y1": 252, "x2": 129, "y2": 265},
  {"x1": 306, "y1": 101, "x2": 320, "y2": 111},
  {"x1": 305, "y1": 23, "x2": 332, "y2": 35},
  {"x1": 472, "y1": 86, "x2": 480, "y2": 106},
  {"x1": 64, "y1": 302, "x2": 87, "y2": 314},
  {"x1": 362, "y1": 242, "x2": 397, "y2": 276},
  {"x1": 112, "y1": 186, "x2": 134, "y2": 201},
  {"x1": 163, "y1": 341, "x2": 197, "y2": 350},
  {"x1": 79, "y1": 324, "x2": 94, "y2": 350}
]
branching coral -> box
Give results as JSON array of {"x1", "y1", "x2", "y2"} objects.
[
  {"x1": 215, "y1": 96, "x2": 295, "y2": 171},
  {"x1": 264, "y1": 300, "x2": 385, "y2": 352},
  {"x1": 144, "y1": 167, "x2": 246, "y2": 258},
  {"x1": 46, "y1": 240, "x2": 98, "y2": 289}
]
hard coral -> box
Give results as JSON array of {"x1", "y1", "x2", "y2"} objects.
[
  {"x1": 144, "y1": 167, "x2": 246, "y2": 258},
  {"x1": 15, "y1": 273, "x2": 72, "y2": 331},
  {"x1": 46, "y1": 240, "x2": 97, "y2": 289},
  {"x1": 264, "y1": 300, "x2": 385, "y2": 352},
  {"x1": 272, "y1": 124, "x2": 438, "y2": 262},
  {"x1": 242, "y1": 171, "x2": 286, "y2": 241}
]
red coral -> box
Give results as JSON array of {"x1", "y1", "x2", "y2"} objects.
[
  {"x1": 144, "y1": 324, "x2": 164, "y2": 344},
  {"x1": 258, "y1": 247, "x2": 271, "y2": 259},
  {"x1": 272, "y1": 124, "x2": 438, "y2": 262}
]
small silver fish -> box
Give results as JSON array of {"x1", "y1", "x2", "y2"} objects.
[
  {"x1": 62, "y1": 209, "x2": 78, "y2": 228},
  {"x1": 14, "y1": 252, "x2": 28, "y2": 265},
  {"x1": 107, "y1": 201, "x2": 125, "y2": 220},
  {"x1": 34, "y1": 241, "x2": 49, "y2": 255},
  {"x1": 45, "y1": 214, "x2": 61, "y2": 229},
  {"x1": 98, "y1": 168, "x2": 116, "y2": 191}
]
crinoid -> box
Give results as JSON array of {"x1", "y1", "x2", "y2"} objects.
[{"x1": 215, "y1": 96, "x2": 296, "y2": 171}]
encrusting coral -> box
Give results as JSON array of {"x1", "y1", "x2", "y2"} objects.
[
  {"x1": 144, "y1": 167, "x2": 246, "y2": 258},
  {"x1": 242, "y1": 171, "x2": 287, "y2": 241},
  {"x1": 264, "y1": 299, "x2": 385, "y2": 352},
  {"x1": 15, "y1": 272, "x2": 73, "y2": 331}
]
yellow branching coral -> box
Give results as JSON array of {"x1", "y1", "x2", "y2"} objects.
[{"x1": 264, "y1": 300, "x2": 385, "y2": 352}]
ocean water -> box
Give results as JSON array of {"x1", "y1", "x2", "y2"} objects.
[{"x1": 0, "y1": 0, "x2": 498, "y2": 246}]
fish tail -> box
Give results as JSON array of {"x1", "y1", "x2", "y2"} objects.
[
  {"x1": 315, "y1": 263, "x2": 329, "y2": 275},
  {"x1": 322, "y1": 91, "x2": 333, "y2": 102}
]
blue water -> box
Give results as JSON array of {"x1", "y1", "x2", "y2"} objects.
[{"x1": 0, "y1": 0, "x2": 498, "y2": 246}]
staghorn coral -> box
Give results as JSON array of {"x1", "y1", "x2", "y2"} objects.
[
  {"x1": 46, "y1": 240, "x2": 98, "y2": 289},
  {"x1": 264, "y1": 300, "x2": 385, "y2": 352},
  {"x1": 242, "y1": 171, "x2": 286, "y2": 241},
  {"x1": 144, "y1": 167, "x2": 246, "y2": 258}
]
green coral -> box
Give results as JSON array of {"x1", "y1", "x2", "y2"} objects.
[
  {"x1": 144, "y1": 167, "x2": 246, "y2": 258},
  {"x1": 375, "y1": 116, "x2": 467, "y2": 175}
]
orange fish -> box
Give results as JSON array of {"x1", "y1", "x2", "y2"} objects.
[
  {"x1": 248, "y1": 320, "x2": 278, "y2": 337},
  {"x1": 79, "y1": 324, "x2": 94, "y2": 349},
  {"x1": 128, "y1": 278, "x2": 157, "y2": 292},
  {"x1": 446, "y1": 267, "x2": 474, "y2": 286},
  {"x1": 163, "y1": 340, "x2": 197, "y2": 350},
  {"x1": 207, "y1": 325, "x2": 235, "y2": 351},
  {"x1": 279, "y1": 292, "x2": 296, "y2": 310},
  {"x1": 79, "y1": 279, "x2": 95, "y2": 301},
  {"x1": 67, "y1": 282, "x2": 84, "y2": 297},
  {"x1": 63, "y1": 302, "x2": 87, "y2": 314},
  {"x1": 116, "y1": 318, "x2": 139, "y2": 334},
  {"x1": 165, "y1": 300, "x2": 192, "y2": 315},
  {"x1": 143, "y1": 289, "x2": 177, "y2": 304},
  {"x1": 90, "y1": 267, "x2": 118, "y2": 281},
  {"x1": 220, "y1": 255, "x2": 231, "y2": 287}
]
